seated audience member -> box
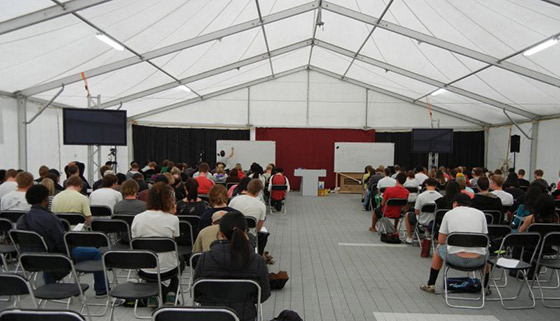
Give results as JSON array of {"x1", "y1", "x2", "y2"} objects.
[
  {"x1": 126, "y1": 162, "x2": 141, "y2": 179},
  {"x1": 420, "y1": 194, "x2": 489, "y2": 293},
  {"x1": 199, "y1": 185, "x2": 238, "y2": 231},
  {"x1": 248, "y1": 163, "x2": 266, "y2": 203},
  {"x1": 403, "y1": 170, "x2": 420, "y2": 203},
  {"x1": 404, "y1": 178, "x2": 442, "y2": 244},
  {"x1": 114, "y1": 179, "x2": 147, "y2": 215},
  {"x1": 195, "y1": 163, "x2": 215, "y2": 195},
  {"x1": 0, "y1": 169, "x2": 5, "y2": 184},
  {"x1": 72, "y1": 161, "x2": 92, "y2": 195},
  {"x1": 92, "y1": 165, "x2": 112, "y2": 191},
  {"x1": 230, "y1": 177, "x2": 251, "y2": 199},
  {"x1": 40, "y1": 178, "x2": 56, "y2": 211},
  {"x1": 142, "y1": 162, "x2": 157, "y2": 182},
  {"x1": 532, "y1": 169, "x2": 549, "y2": 191},
  {"x1": 194, "y1": 211, "x2": 270, "y2": 321},
  {"x1": 456, "y1": 174, "x2": 474, "y2": 197},
  {"x1": 391, "y1": 165, "x2": 402, "y2": 179},
  {"x1": 511, "y1": 186, "x2": 543, "y2": 230},
  {"x1": 263, "y1": 164, "x2": 275, "y2": 183},
  {"x1": 52, "y1": 176, "x2": 92, "y2": 224},
  {"x1": 518, "y1": 194, "x2": 559, "y2": 232},
  {"x1": 212, "y1": 166, "x2": 228, "y2": 184},
  {"x1": 370, "y1": 173, "x2": 409, "y2": 232},
  {"x1": 17, "y1": 185, "x2": 107, "y2": 296},
  {"x1": 131, "y1": 182, "x2": 182, "y2": 305},
  {"x1": 362, "y1": 167, "x2": 384, "y2": 209},
  {"x1": 490, "y1": 175, "x2": 514, "y2": 207},
  {"x1": 161, "y1": 159, "x2": 170, "y2": 173},
  {"x1": 229, "y1": 179, "x2": 269, "y2": 255},
  {"x1": 170, "y1": 168, "x2": 186, "y2": 201},
  {"x1": 503, "y1": 172, "x2": 525, "y2": 201},
  {"x1": 226, "y1": 168, "x2": 240, "y2": 184},
  {"x1": 47, "y1": 169, "x2": 64, "y2": 191},
  {"x1": 0, "y1": 169, "x2": 18, "y2": 202},
  {"x1": 362, "y1": 165, "x2": 374, "y2": 198},
  {"x1": 517, "y1": 169, "x2": 530, "y2": 188},
  {"x1": 471, "y1": 176, "x2": 502, "y2": 213},
  {"x1": 34, "y1": 165, "x2": 49, "y2": 183},
  {"x1": 132, "y1": 173, "x2": 150, "y2": 192},
  {"x1": 1, "y1": 171, "x2": 34, "y2": 212},
  {"x1": 177, "y1": 178, "x2": 209, "y2": 216},
  {"x1": 469, "y1": 167, "x2": 483, "y2": 190},
  {"x1": 377, "y1": 168, "x2": 396, "y2": 193},
  {"x1": 234, "y1": 163, "x2": 246, "y2": 179},
  {"x1": 116, "y1": 173, "x2": 127, "y2": 190},
  {"x1": 89, "y1": 173, "x2": 122, "y2": 213},
  {"x1": 414, "y1": 167, "x2": 429, "y2": 186},
  {"x1": 268, "y1": 167, "x2": 290, "y2": 212},
  {"x1": 435, "y1": 181, "x2": 461, "y2": 210},
  {"x1": 193, "y1": 210, "x2": 227, "y2": 253}
]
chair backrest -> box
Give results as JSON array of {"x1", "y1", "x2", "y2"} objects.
[
  {"x1": 379, "y1": 187, "x2": 386, "y2": 194},
  {"x1": 555, "y1": 199, "x2": 560, "y2": 210},
  {"x1": 19, "y1": 253, "x2": 73, "y2": 274},
  {"x1": 0, "y1": 273, "x2": 33, "y2": 296},
  {"x1": 179, "y1": 221, "x2": 194, "y2": 245},
  {"x1": 483, "y1": 210, "x2": 502, "y2": 225},
  {"x1": 199, "y1": 195, "x2": 210, "y2": 203},
  {"x1": 0, "y1": 212, "x2": 26, "y2": 223},
  {"x1": 385, "y1": 198, "x2": 408, "y2": 207},
  {"x1": 193, "y1": 279, "x2": 261, "y2": 306},
  {"x1": 54, "y1": 213, "x2": 86, "y2": 226},
  {"x1": 484, "y1": 213, "x2": 494, "y2": 225},
  {"x1": 64, "y1": 232, "x2": 110, "y2": 252},
  {"x1": 153, "y1": 307, "x2": 240, "y2": 321},
  {"x1": 527, "y1": 223, "x2": 560, "y2": 237},
  {"x1": 0, "y1": 217, "x2": 13, "y2": 233},
  {"x1": 103, "y1": 250, "x2": 158, "y2": 270},
  {"x1": 499, "y1": 232, "x2": 541, "y2": 262},
  {"x1": 0, "y1": 309, "x2": 85, "y2": 321},
  {"x1": 405, "y1": 187, "x2": 418, "y2": 194},
  {"x1": 538, "y1": 232, "x2": 560, "y2": 256},
  {"x1": 420, "y1": 203, "x2": 436, "y2": 214},
  {"x1": 270, "y1": 185, "x2": 288, "y2": 191},
  {"x1": 487, "y1": 225, "x2": 511, "y2": 239},
  {"x1": 447, "y1": 233, "x2": 489, "y2": 248},
  {"x1": 245, "y1": 216, "x2": 258, "y2": 229},
  {"x1": 131, "y1": 237, "x2": 177, "y2": 254},
  {"x1": 111, "y1": 214, "x2": 135, "y2": 226},
  {"x1": 9, "y1": 230, "x2": 48, "y2": 254},
  {"x1": 91, "y1": 219, "x2": 130, "y2": 235},
  {"x1": 90, "y1": 205, "x2": 112, "y2": 217},
  {"x1": 60, "y1": 219, "x2": 71, "y2": 232},
  {"x1": 178, "y1": 215, "x2": 200, "y2": 239}
]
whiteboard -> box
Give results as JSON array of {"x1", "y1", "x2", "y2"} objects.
[
  {"x1": 216, "y1": 140, "x2": 276, "y2": 170},
  {"x1": 334, "y1": 142, "x2": 395, "y2": 173}
]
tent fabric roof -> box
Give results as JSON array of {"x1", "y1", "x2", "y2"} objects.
[{"x1": 1, "y1": 0, "x2": 559, "y2": 126}]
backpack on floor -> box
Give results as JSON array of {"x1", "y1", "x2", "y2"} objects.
[
  {"x1": 271, "y1": 310, "x2": 303, "y2": 321},
  {"x1": 446, "y1": 277, "x2": 482, "y2": 293}
]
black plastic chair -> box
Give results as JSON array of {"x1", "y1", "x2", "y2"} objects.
[
  {"x1": 19, "y1": 253, "x2": 91, "y2": 320},
  {"x1": 90, "y1": 206, "x2": 112, "y2": 217},
  {"x1": 377, "y1": 198, "x2": 408, "y2": 235},
  {"x1": 268, "y1": 185, "x2": 288, "y2": 214},
  {"x1": 111, "y1": 214, "x2": 135, "y2": 227},
  {"x1": 102, "y1": 250, "x2": 161, "y2": 321},
  {"x1": 484, "y1": 213, "x2": 494, "y2": 225},
  {"x1": 198, "y1": 195, "x2": 210, "y2": 203},
  {"x1": 0, "y1": 212, "x2": 26, "y2": 223},
  {"x1": 64, "y1": 232, "x2": 109, "y2": 273},
  {"x1": 443, "y1": 233, "x2": 489, "y2": 309},
  {"x1": 413, "y1": 203, "x2": 437, "y2": 245},
  {"x1": 405, "y1": 187, "x2": 419, "y2": 194},
  {"x1": 0, "y1": 309, "x2": 85, "y2": 321},
  {"x1": 193, "y1": 279, "x2": 262, "y2": 321},
  {"x1": 153, "y1": 306, "x2": 240, "y2": 321},
  {"x1": 178, "y1": 215, "x2": 200, "y2": 244},
  {"x1": 431, "y1": 209, "x2": 449, "y2": 251},
  {"x1": 55, "y1": 213, "x2": 86, "y2": 226},
  {"x1": 489, "y1": 232, "x2": 541, "y2": 309},
  {"x1": 0, "y1": 218, "x2": 16, "y2": 271},
  {"x1": 534, "y1": 232, "x2": 560, "y2": 308},
  {"x1": 487, "y1": 225, "x2": 513, "y2": 287},
  {"x1": 178, "y1": 221, "x2": 193, "y2": 258},
  {"x1": 0, "y1": 273, "x2": 37, "y2": 308},
  {"x1": 90, "y1": 219, "x2": 131, "y2": 250},
  {"x1": 483, "y1": 210, "x2": 503, "y2": 225},
  {"x1": 8, "y1": 230, "x2": 48, "y2": 257}
]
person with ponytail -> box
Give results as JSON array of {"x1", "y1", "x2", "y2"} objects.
[
  {"x1": 176, "y1": 178, "x2": 208, "y2": 216},
  {"x1": 194, "y1": 211, "x2": 271, "y2": 321}
]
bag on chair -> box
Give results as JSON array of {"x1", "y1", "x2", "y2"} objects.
[{"x1": 377, "y1": 217, "x2": 401, "y2": 244}]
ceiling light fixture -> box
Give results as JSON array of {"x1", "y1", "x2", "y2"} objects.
[
  {"x1": 178, "y1": 85, "x2": 192, "y2": 93},
  {"x1": 431, "y1": 88, "x2": 446, "y2": 96},
  {"x1": 95, "y1": 33, "x2": 124, "y2": 51},
  {"x1": 523, "y1": 37, "x2": 559, "y2": 56}
]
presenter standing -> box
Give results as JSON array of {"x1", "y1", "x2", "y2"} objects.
[{"x1": 217, "y1": 147, "x2": 234, "y2": 169}]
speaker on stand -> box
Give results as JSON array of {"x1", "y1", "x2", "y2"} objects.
[{"x1": 510, "y1": 135, "x2": 520, "y2": 170}]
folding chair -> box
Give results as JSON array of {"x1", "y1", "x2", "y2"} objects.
[
  {"x1": 64, "y1": 231, "x2": 111, "y2": 316},
  {"x1": 90, "y1": 205, "x2": 112, "y2": 217},
  {"x1": 0, "y1": 273, "x2": 38, "y2": 308},
  {"x1": 0, "y1": 218, "x2": 16, "y2": 271},
  {"x1": 488, "y1": 232, "x2": 541, "y2": 309},
  {"x1": 245, "y1": 216, "x2": 259, "y2": 251},
  {"x1": 112, "y1": 214, "x2": 135, "y2": 227},
  {"x1": 55, "y1": 213, "x2": 86, "y2": 226},
  {"x1": 199, "y1": 195, "x2": 210, "y2": 203},
  {"x1": 528, "y1": 224, "x2": 560, "y2": 290},
  {"x1": 193, "y1": 279, "x2": 262, "y2": 321},
  {"x1": 18, "y1": 253, "x2": 91, "y2": 321},
  {"x1": 9, "y1": 230, "x2": 48, "y2": 256},
  {"x1": 103, "y1": 250, "x2": 162, "y2": 321},
  {"x1": 376, "y1": 198, "x2": 408, "y2": 236},
  {"x1": 91, "y1": 219, "x2": 131, "y2": 250},
  {"x1": 178, "y1": 215, "x2": 200, "y2": 245},
  {"x1": 487, "y1": 225, "x2": 512, "y2": 287},
  {"x1": 534, "y1": 232, "x2": 560, "y2": 308},
  {"x1": 177, "y1": 221, "x2": 194, "y2": 260},
  {"x1": 268, "y1": 185, "x2": 288, "y2": 214},
  {"x1": 0, "y1": 309, "x2": 85, "y2": 321},
  {"x1": 153, "y1": 306, "x2": 240, "y2": 321},
  {"x1": 412, "y1": 203, "x2": 436, "y2": 245},
  {"x1": 484, "y1": 213, "x2": 494, "y2": 225},
  {"x1": 405, "y1": 187, "x2": 419, "y2": 194},
  {"x1": 60, "y1": 219, "x2": 71, "y2": 232},
  {"x1": 483, "y1": 210, "x2": 503, "y2": 225},
  {"x1": 183, "y1": 252, "x2": 202, "y2": 294},
  {"x1": 131, "y1": 238, "x2": 185, "y2": 306},
  {"x1": 0, "y1": 211, "x2": 26, "y2": 223},
  {"x1": 431, "y1": 209, "x2": 449, "y2": 254},
  {"x1": 443, "y1": 233, "x2": 489, "y2": 309}
]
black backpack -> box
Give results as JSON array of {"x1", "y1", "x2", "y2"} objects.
[{"x1": 272, "y1": 310, "x2": 303, "y2": 321}]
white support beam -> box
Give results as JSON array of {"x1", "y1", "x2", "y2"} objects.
[
  {"x1": 308, "y1": 65, "x2": 490, "y2": 127},
  {"x1": 315, "y1": 40, "x2": 537, "y2": 119},
  {"x1": 0, "y1": 0, "x2": 112, "y2": 35},
  {"x1": 529, "y1": 120, "x2": 539, "y2": 180},
  {"x1": 17, "y1": 96, "x2": 28, "y2": 170},
  {"x1": 20, "y1": 1, "x2": 319, "y2": 97},
  {"x1": 130, "y1": 66, "x2": 308, "y2": 120},
  {"x1": 541, "y1": 0, "x2": 560, "y2": 7},
  {"x1": 321, "y1": 1, "x2": 560, "y2": 89},
  {"x1": 99, "y1": 40, "x2": 312, "y2": 109}
]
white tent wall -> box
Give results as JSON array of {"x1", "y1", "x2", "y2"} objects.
[
  {"x1": 486, "y1": 122, "x2": 532, "y2": 176},
  {"x1": 0, "y1": 96, "x2": 18, "y2": 168},
  {"x1": 536, "y1": 118, "x2": 560, "y2": 186}
]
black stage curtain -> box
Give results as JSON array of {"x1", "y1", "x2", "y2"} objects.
[
  {"x1": 132, "y1": 125, "x2": 249, "y2": 166},
  {"x1": 375, "y1": 131, "x2": 485, "y2": 170}
]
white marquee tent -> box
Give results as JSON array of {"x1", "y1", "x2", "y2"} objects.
[{"x1": 0, "y1": 0, "x2": 559, "y2": 183}]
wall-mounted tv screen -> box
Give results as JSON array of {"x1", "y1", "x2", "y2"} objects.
[
  {"x1": 63, "y1": 108, "x2": 127, "y2": 146},
  {"x1": 411, "y1": 129, "x2": 453, "y2": 153}
]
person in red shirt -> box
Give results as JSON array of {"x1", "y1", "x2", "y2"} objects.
[
  {"x1": 370, "y1": 173, "x2": 409, "y2": 232},
  {"x1": 195, "y1": 162, "x2": 215, "y2": 195}
]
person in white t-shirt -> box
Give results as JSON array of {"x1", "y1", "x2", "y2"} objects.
[
  {"x1": 420, "y1": 194, "x2": 489, "y2": 294},
  {"x1": 217, "y1": 147, "x2": 234, "y2": 169},
  {"x1": 403, "y1": 170, "x2": 420, "y2": 203},
  {"x1": 0, "y1": 171, "x2": 34, "y2": 212},
  {"x1": 89, "y1": 174, "x2": 122, "y2": 213},
  {"x1": 404, "y1": 178, "x2": 442, "y2": 244},
  {"x1": 0, "y1": 169, "x2": 18, "y2": 206},
  {"x1": 377, "y1": 168, "x2": 396, "y2": 193},
  {"x1": 131, "y1": 182, "x2": 181, "y2": 306},
  {"x1": 414, "y1": 167, "x2": 429, "y2": 186},
  {"x1": 490, "y1": 174, "x2": 513, "y2": 207}
]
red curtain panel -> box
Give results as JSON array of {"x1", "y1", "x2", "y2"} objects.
[{"x1": 256, "y1": 128, "x2": 375, "y2": 190}]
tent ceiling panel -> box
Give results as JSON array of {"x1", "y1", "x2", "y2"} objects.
[
  {"x1": 309, "y1": 46, "x2": 353, "y2": 76},
  {"x1": 251, "y1": 70, "x2": 308, "y2": 102},
  {"x1": 271, "y1": 47, "x2": 311, "y2": 74},
  {"x1": 314, "y1": 9, "x2": 371, "y2": 53},
  {"x1": 506, "y1": 47, "x2": 560, "y2": 79},
  {"x1": 263, "y1": 10, "x2": 314, "y2": 51},
  {"x1": 0, "y1": 0, "x2": 52, "y2": 22},
  {"x1": 360, "y1": 28, "x2": 486, "y2": 83},
  {"x1": 453, "y1": 66, "x2": 560, "y2": 115},
  {"x1": 328, "y1": 0, "x2": 388, "y2": 17},
  {"x1": 382, "y1": 0, "x2": 560, "y2": 58},
  {"x1": 346, "y1": 60, "x2": 438, "y2": 99},
  {"x1": 150, "y1": 28, "x2": 266, "y2": 79}
]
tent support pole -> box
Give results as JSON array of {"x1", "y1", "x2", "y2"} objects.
[
  {"x1": 529, "y1": 121, "x2": 539, "y2": 181},
  {"x1": 17, "y1": 95, "x2": 28, "y2": 170}
]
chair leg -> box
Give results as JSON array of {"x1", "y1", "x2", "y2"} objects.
[
  {"x1": 491, "y1": 269, "x2": 536, "y2": 309},
  {"x1": 444, "y1": 266, "x2": 485, "y2": 309},
  {"x1": 535, "y1": 271, "x2": 560, "y2": 308}
]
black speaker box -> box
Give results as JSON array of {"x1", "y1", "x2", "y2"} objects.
[{"x1": 510, "y1": 135, "x2": 520, "y2": 153}]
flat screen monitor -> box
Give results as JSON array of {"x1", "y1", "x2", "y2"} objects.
[
  {"x1": 63, "y1": 108, "x2": 127, "y2": 146},
  {"x1": 411, "y1": 129, "x2": 453, "y2": 153}
]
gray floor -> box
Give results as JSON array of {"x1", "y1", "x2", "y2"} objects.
[{"x1": 2, "y1": 192, "x2": 558, "y2": 320}]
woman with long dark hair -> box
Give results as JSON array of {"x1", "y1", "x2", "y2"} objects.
[
  {"x1": 176, "y1": 178, "x2": 208, "y2": 217},
  {"x1": 194, "y1": 211, "x2": 271, "y2": 321},
  {"x1": 519, "y1": 194, "x2": 559, "y2": 232},
  {"x1": 511, "y1": 186, "x2": 542, "y2": 230},
  {"x1": 435, "y1": 181, "x2": 461, "y2": 210}
]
